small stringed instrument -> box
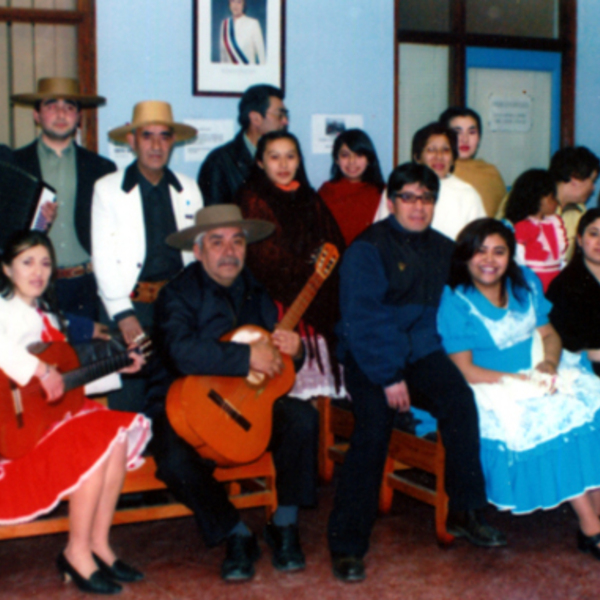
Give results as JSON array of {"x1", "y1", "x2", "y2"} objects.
[
  {"x1": 166, "y1": 243, "x2": 339, "y2": 467},
  {"x1": 0, "y1": 337, "x2": 151, "y2": 460}
]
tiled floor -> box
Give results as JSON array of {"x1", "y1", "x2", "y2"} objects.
[{"x1": 2, "y1": 483, "x2": 600, "y2": 599}]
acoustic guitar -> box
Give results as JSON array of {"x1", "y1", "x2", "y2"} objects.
[
  {"x1": 166, "y1": 243, "x2": 339, "y2": 467},
  {"x1": 0, "y1": 337, "x2": 150, "y2": 460}
]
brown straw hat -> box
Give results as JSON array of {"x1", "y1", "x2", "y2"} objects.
[
  {"x1": 11, "y1": 77, "x2": 106, "y2": 107},
  {"x1": 108, "y1": 100, "x2": 197, "y2": 143},
  {"x1": 166, "y1": 205, "x2": 275, "y2": 250}
]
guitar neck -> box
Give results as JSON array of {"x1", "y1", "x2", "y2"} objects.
[
  {"x1": 62, "y1": 351, "x2": 132, "y2": 392},
  {"x1": 278, "y1": 272, "x2": 325, "y2": 332}
]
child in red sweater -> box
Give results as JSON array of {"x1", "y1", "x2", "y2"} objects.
[{"x1": 505, "y1": 169, "x2": 568, "y2": 292}]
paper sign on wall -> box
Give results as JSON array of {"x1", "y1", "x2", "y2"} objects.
[
  {"x1": 184, "y1": 119, "x2": 235, "y2": 163},
  {"x1": 311, "y1": 114, "x2": 364, "y2": 154},
  {"x1": 488, "y1": 94, "x2": 532, "y2": 133},
  {"x1": 108, "y1": 143, "x2": 135, "y2": 170}
]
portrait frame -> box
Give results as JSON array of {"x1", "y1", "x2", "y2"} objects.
[{"x1": 193, "y1": 0, "x2": 286, "y2": 97}]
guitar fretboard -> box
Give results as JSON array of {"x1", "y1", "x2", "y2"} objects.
[
  {"x1": 278, "y1": 272, "x2": 325, "y2": 332},
  {"x1": 63, "y1": 352, "x2": 133, "y2": 392}
]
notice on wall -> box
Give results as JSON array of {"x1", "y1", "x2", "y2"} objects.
[
  {"x1": 108, "y1": 143, "x2": 135, "y2": 170},
  {"x1": 311, "y1": 114, "x2": 364, "y2": 154},
  {"x1": 184, "y1": 119, "x2": 235, "y2": 163},
  {"x1": 488, "y1": 94, "x2": 532, "y2": 133}
]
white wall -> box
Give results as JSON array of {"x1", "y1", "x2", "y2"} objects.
[
  {"x1": 97, "y1": 0, "x2": 600, "y2": 194},
  {"x1": 97, "y1": 0, "x2": 395, "y2": 189}
]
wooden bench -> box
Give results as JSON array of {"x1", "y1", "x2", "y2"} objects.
[
  {"x1": 0, "y1": 452, "x2": 278, "y2": 541},
  {"x1": 317, "y1": 396, "x2": 453, "y2": 545}
]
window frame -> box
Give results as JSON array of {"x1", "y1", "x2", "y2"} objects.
[{"x1": 393, "y1": 0, "x2": 576, "y2": 165}]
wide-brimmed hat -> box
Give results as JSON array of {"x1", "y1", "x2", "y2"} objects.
[
  {"x1": 11, "y1": 77, "x2": 106, "y2": 107},
  {"x1": 108, "y1": 100, "x2": 197, "y2": 143},
  {"x1": 166, "y1": 205, "x2": 275, "y2": 250}
]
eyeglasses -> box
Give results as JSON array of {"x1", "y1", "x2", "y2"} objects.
[
  {"x1": 393, "y1": 192, "x2": 436, "y2": 205},
  {"x1": 267, "y1": 108, "x2": 290, "y2": 120}
]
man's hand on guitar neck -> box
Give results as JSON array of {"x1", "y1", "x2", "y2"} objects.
[
  {"x1": 249, "y1": 339, "x2": 284, "y2": 378},
  {"x1": 35, "y1": 361, "x2": 64, "y2": 402}
]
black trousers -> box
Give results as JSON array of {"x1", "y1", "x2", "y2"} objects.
[
  {"x1": 149, "y1": 396, "x2": 319, "y2": 548},
  {"x1": 102, "y1": 301, "x2": 155, "y2": 413},
  {"x1": 328, "y1": 350, "x2": 487, "y2": 558}
]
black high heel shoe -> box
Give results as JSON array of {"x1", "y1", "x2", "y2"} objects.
[
  {"x1": 56, "y1": 552, "x2": 122, "y2": 595},
  {"x1": 93, "y1": 553, "x2": 145, "y2": 583},
  {"x1": 577, "y1": 530, "x2": 600, "y2": 560}
]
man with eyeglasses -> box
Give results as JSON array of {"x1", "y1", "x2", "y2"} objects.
[
  {"x1": 327, "y1": 162, "x2": 506, "y2": 583},
  {"x1": 197, "y1": 84, "x2": 290, "y2": 206}
]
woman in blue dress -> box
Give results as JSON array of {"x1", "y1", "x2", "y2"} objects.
[{"x1": 437, "y1": 217, "x2": 600, "y2": 559}]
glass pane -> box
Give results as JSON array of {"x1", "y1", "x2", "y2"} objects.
[
  {"x1": 467, "y1": 66, "x2": 553, "y2": 185},
  {"x1": 398, "y1": 0, "x2": 452, "y2": 33},
  {"x1": 466, "y1": 0, "x2": 558, "y2": 39},
  {"x1": 398, "y1": 44, "x2": 450, "y2": 164},
  {"x1": 9, "y1": 22, "x2": 77, "y2": 148}
]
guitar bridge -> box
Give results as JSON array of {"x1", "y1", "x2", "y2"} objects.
[{"x1": 207, "y1": 389, "x2": 251, "y2": 431}]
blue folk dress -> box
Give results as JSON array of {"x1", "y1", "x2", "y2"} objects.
[{"x1": 437, "y1": 267, "x2": 600, "y2": 513}]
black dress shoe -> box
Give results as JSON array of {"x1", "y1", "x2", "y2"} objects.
[
  {"x1": 221, "y1": 533, "x2": 261, "y2": 582},
  {"x1": 331, "y1": 554, "x2": 365, "y2": 582},
  {"x1": 577, "y1": 530, "x2": 600, "y2": 559},
  {"x1": 93, "y1": 553, "x2": 144, "y2": 582},
  {"x1": 264, "y1": 522, "x2": 306, "y2": 572},
  {"x1": 446, "y1": 510, "x2": 507, "y2": 548},
  {"x1": 56, "y1": 552, "x2": 122, "y2": 595}
]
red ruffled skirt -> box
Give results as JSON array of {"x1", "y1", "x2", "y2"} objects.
[{"x1": 0, "y1": 399, "x2": 151, "y2": 525}]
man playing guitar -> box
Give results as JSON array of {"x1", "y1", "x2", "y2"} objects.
[{"x1": 145, "y1": 204, "x2": 318, "y2": 582}]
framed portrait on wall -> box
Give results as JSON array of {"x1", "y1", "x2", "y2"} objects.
[{"x1": 194, "y1": 0, "x2": 285, "y2": 96}]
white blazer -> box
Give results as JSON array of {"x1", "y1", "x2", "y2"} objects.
[{"x1": 91, "y1": 166, "x2": 203, "y2": 319}]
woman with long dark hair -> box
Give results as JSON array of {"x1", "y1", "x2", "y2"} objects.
[
  {"x1": 236, "y1": 130, "x2": 346, "y2": 397},
  {"x1": 0, "y1": 230, "x2": 151, "y2": 593},
  {"x1": 548, "y1": 208, "x2": 600, "y2": 376},
  {"x1": 438, "y1": 218, "x2": 600, "y2": 559},
  {"x1": 318, "y1": 129, "x2": 384, "y2": 245}
]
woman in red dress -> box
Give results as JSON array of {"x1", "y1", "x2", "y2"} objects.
[
  {"x1": 318, "y1": 128, "x2": 385, "y2": 246},
  {"x1": 0, "y1": 230, "x2": 151, "y2": 594}
]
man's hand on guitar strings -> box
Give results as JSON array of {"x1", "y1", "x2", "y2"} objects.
[
  {"x1": 271, "y1": 329, "x2": 302, "y2": 358},
  {"x1": 249, "y1": 339, "x2": 284, "y2": 378},
  {"x1": 35, "y1": 361, "x2": 65, "y2": 402}
]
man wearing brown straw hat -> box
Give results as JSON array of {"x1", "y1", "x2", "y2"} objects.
[
  {"x1": 12, "y1": 77, "x2": 116, "y2": 322},
  {"x1": 145, "y1": 204, "x2": 317, "y2": 581},
  {"x1": 92, "y1": 100, "x2": 202, "y2": 411}
]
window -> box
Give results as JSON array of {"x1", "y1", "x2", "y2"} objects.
[
  {"x1": 394, "y1": 0, "x2": 576, "y2": 166},
  {"x1": 0, "y1": 0, "x2": 98, "y2": 151}
]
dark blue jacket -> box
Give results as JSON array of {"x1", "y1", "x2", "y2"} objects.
[{"x1": 336, "y1": 216, "x2": 454, "y2": 387}]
